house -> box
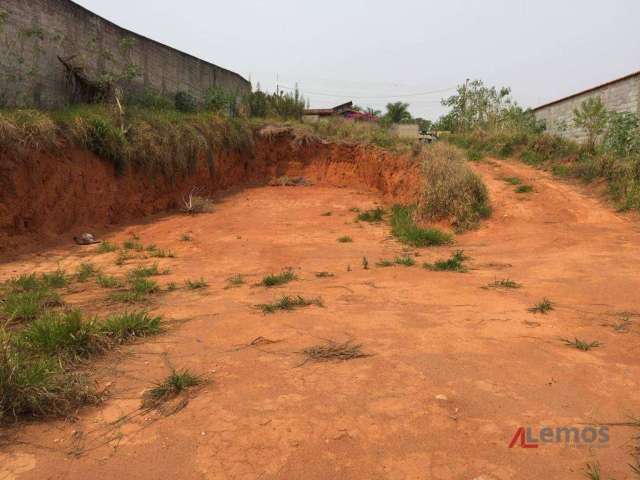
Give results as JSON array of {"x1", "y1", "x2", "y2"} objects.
[
  {"x1": 533, "y1": 70, "x2": 640, "y2": 142},
  {"x1": 303, "y1": 101, "x2": 378, "y2": 122}
]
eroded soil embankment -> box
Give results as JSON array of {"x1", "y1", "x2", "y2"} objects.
[{"x1": 0, "y1": 130, "x2": 422, "y2": 256}]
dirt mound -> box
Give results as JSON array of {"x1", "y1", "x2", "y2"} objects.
[{"x1": 0, "y1": 129, "x2": 423, "y2": 257}]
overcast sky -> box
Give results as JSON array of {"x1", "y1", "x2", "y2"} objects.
[{"x1": 75, "y1": 0, "x2": 640, "y2": 120}]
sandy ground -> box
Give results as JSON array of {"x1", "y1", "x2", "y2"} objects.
[{"x1": 1, "y1": 158, "x2": 640, "y2": 480}]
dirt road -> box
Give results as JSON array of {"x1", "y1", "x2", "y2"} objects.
[{"x1": 1, "y1": 158, "x2": 639, "y2": 479}]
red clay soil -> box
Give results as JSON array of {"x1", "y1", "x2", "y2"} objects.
[
  {"x1": 1, "y1": 156, "x2": 640, "y2": 479},
  {"x1": 0, "y1": 130, "x2": 423, "y2": 258}
]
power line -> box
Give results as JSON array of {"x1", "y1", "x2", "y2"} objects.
[{"x1": 278, "y1": 84, "x2": 457, "y2": 99}]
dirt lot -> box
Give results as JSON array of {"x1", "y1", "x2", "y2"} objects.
[{"x1": 1, "y1": 158, "x2": 639, "y2": 479}]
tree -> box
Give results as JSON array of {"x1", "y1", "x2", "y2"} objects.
[
  {"x1": 384, "y1": 102, "x2": 412, "y2": 124},
  {"x1": 441, "y1": 80, "x2": 512, "y2": 132},
  {"x1": 414, "y1": 117, "x2": 434, "y2": 135},
  {"x1": 573, "y1": 97, "x2": 608, "y2": 151}
]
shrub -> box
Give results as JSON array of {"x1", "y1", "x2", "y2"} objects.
[
  {"x1": 175, "y1": 91, "x2": 197, "y2": 112},
  {"x1": 261, "y1": 270, "x2": 296, "y2": 287},
  {"x1": 357, "y1": 208, "x2": 385, "y2": 222},
  {"x1": 573, "y1": 97, "x2": 608, "y2": 152},
  {"x1": 418, "y1": 143, "x2": 491, "y2": 231}
]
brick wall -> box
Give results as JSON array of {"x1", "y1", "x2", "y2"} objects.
[
  {"x1": 0, "y1": 0, "x2": 250, "y2": 108},
  {"x1": 534, "y1": 73, "x2": 640, "y2": 142}
]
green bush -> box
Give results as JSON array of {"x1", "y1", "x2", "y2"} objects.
[
  {"x1": 390, "y1": 205, "x2": 453, "y2": 247},
  {"x1": 175, "y1": 91, "x2": 197, "y2": 112}
]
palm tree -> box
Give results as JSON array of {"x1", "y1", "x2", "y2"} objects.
[{"x1": 385, "y1": 102, "x2": 412, "y2": 123}]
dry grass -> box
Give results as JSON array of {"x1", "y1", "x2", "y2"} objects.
[
  {"x1": 300, "y1": 341, "x2": 370, "y2": 364},
  {"x1": 418, "y1": 143, "x2": 492, "y2": 232}
]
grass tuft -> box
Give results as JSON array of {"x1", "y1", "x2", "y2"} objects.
[
  {"x1": 96, "y1": 241, "x2": 118, "y2": 254},
  {"x1": 261, "y1": 270, "x2": 297, "y2": 287},
  {"x1": 562, "y1": 338, "x2": 601, "y2": 351},
  {"x1": 315, "y1": 272, "x2": 334, "y2": 278},
  {"x1": 100, "y1": 311, "x2": 162, "y2": 342},
  {"x1": 487, "y1": 278, "x2": 522, "y2": 289},
  {"x1": 529, "y1": 298, "x2": 554, "y2": 314},
  {"x1": 186, "y1": 278, "x2": 208, "y2": 290},
  {"x1": 503, "y1": 177, "x2": 522, "y2": 185},
  {"x1": 76, "y1": 263, "x2": 97, "y2": 282},
  {"x1": 337, "y1": 236, "x2": 353, "y2": 243},
  {"x1": 357, "y1": 207, "x2": 385, "y2": 223},
  {"x1": 423, "y1": 250, "x2": 469, "y2": 272},
  {"x1": 390, "y1": 205, "x2": 453, "y2": 247},
  {"x1": 144, "y1": 370, "x2": 201, "y2": 406},
  {"x1": 257, "y1": 296, "x2": 323, "y2": 314},
  {"x1": 516, "y1": 185, "x2": 534, "y2": 194},
  {"x1": 96, "y1": 274, "x2": 124, "y2": 289}
]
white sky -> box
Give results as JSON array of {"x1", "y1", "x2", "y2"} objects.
[{"x1": 74, "y1": 0, "x2": 640, "y2": 120}]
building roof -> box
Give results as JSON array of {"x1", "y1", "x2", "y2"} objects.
[
  {"x1": 304, "y1": 101, "x2": 354, "y2": 116},
  {"x1": 533, "y1": 70, "x2": 640, "y2": 111}
]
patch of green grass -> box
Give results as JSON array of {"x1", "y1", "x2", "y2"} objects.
[
  {"x1": 390, "y1": 205, "x2": 453, "y2": 247},
  {"x1": 423, "y1": 250, "x2": 469, "y2": 272},
  {"x1": 261, "y1": 270, "x2": 297, "y2": 287},
  {"x1": 257, "y1": 295, "x2": 323, "y2": 314},
  {"x1": 394, "y1": 256, "x2": 416, "y2": 267},
  {"x1": 226, "y1": 274, "x2": 245, "y2": 288},
  {"x1": 99, "y1": 311, "x2": 162, "y2": 343},
  {"x1": 515, "y1": 185, "x2": 534, "y2": 194},
  {"x1": 96, "y1": 241, "x2": 118, "y2": 254},
  {"x1": 17, "y1": 310, "x2": 103, "y2": 361},
  {"x1": 357, "y1": 207, "x2": 385, "y2": 222},
  {"x1": 1, "y1": 288, "x2": 62, "y2": 324},
  {"x1": 123, "y1": 240, "x2": 144, "y2": 252},
  {"x1": 144, "y1": 370, "x2": 201, "y2": 405},
  {"x1": 8, "y1": 274, "x2": 41, "y2": 292},
  {"x1": 96, "y1": 274, "x2": 124, "y2": 289},
  {"x1": 487, "y1": 278, "x2": 522, "y2": 289},
  {"x1": 110, "y1": 277, "x2": 159, "y2": 303},
  {"x1": 562, "y1": 338, "x2": 601, "y2": 351},
  {"x1": 529, "y1": 298, "x2": 553, "y2": 314},
  {"x1": 41, "y1": 269, "x2": 69, "y2": 289},
  {"x1": 467, "y1": 149, "x2": 484, "y2": 161},
  {"x1": 76, "y1": 263, "x2": 97, "y2": 282},
  {"x1": 502, "y1": 177, "x2": 522, "y2": 185},
  {"x1": 128, "y1": 263, "x2": 163, "y2": 279},
  {"x1": 186, "y1": 278, "x2": 208, "y2": 290}
]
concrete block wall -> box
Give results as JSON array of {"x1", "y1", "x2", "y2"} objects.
[
  {"x1": 534, "y1": 73, "x2": 640, "y2": 142},
  {"x1": 0, "y1": 0, "x2": 250, "y2": 108}
]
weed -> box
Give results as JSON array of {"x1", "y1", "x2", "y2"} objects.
[
  {"x1": 226, "y1": 274, "x2": 245, "y2": 288},
  {"x1": 18, "y1": 310, "x2": 104, "y2": 360},
  {"x1": 583, "y1": 462, "x2": 601, "y2": 480},
  {"x1": 503, "y1": 177, "x2": 522, "y2": 185},
  {"x1": 166, "y1": 282, "x2": 178, "y2": 292},
  {"x1": 186, "y1": 278, "x2": 208, "y2": 290},
  {"x1": 337, "y1": 236, "x2": 353, "y2": 243},
  {"x1": 128, "y1": 263, "x2": 162, "y2": 279},
  {"x1": 41, "y1": 269, "x2": 68, "y2": 289},
  {"x1": 301, "y1": 341, "x2": 369, "y2": 363},
  {"x1": 562, "y1": 338, "x2": 601, "y2": 351},
  {"x1": 394, "y1": 256, "x2": 416, "y2": 267},
  {"x1": 529, "y1": 298, "x2": 553, "y2": 314},
  {"x1": 110, "y1": 277, "x2": 159, "y2": 303},
  {"x1": 516, "y1": 185, "x2": 534, "y2": 193},
  {"x1": 144, "y1": 370, "x2": 201, "y2": 406},
  {"x1": 423, "y1": 250, "x2": 469, "y2": 272},
  {"x1": 96, "y1": 241, "x2": 118, "y2": 254},
  {"x1": 376, "y1": 259, "x2": 394, "y2": 267},
  {"x1": 181, "y1": 189, "x2": 212, "y2": 214},
  {"x1": 315, "y1": 272, "x2": 334, "y2": 278},
  {"x1": 147, "y1": 248, "x2": 175, "y2": 258},
  {"x1": 357, "y1": 207, "x2": 385, "y2": 222},
  {"x1": 99, "y1": 311, "x2": 162, "y2": 342},
  {"x1": 390, "y1": 205, "x2": 453, "y2": 247},
  {"x1": 180, "y1": 234, "x2": 192, "y2": 241},
  {"x1": 115, "y1": 251, "x2": 130, "y2": 266},
  {"x1": 321, "y1": 212, "x2": 332, "y2": 217},
  {"x1": 487, "y1": 278, "x2": 522, "y2": 289},
  {"x1": 1, "y1": 288, "x2": 62, "y2": 324},
  {"x1": 257, "y1": 296, "x2": 323, "y2": 314},
  {"x1": 76, "y1": 263, "x2": 97, "y2": 282},
  {"x1": 123, "y1": 240, "x2": 144, "y2": 252},
  {"x1": 362, "y1": 257, "x2": 369, "y2": 270},
  {"x1": 261, "y1": 270, "x2": 297, "y2": 287},
  {"x1": 96, "y1": 275, "x2": 124, "y2": 289}
]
